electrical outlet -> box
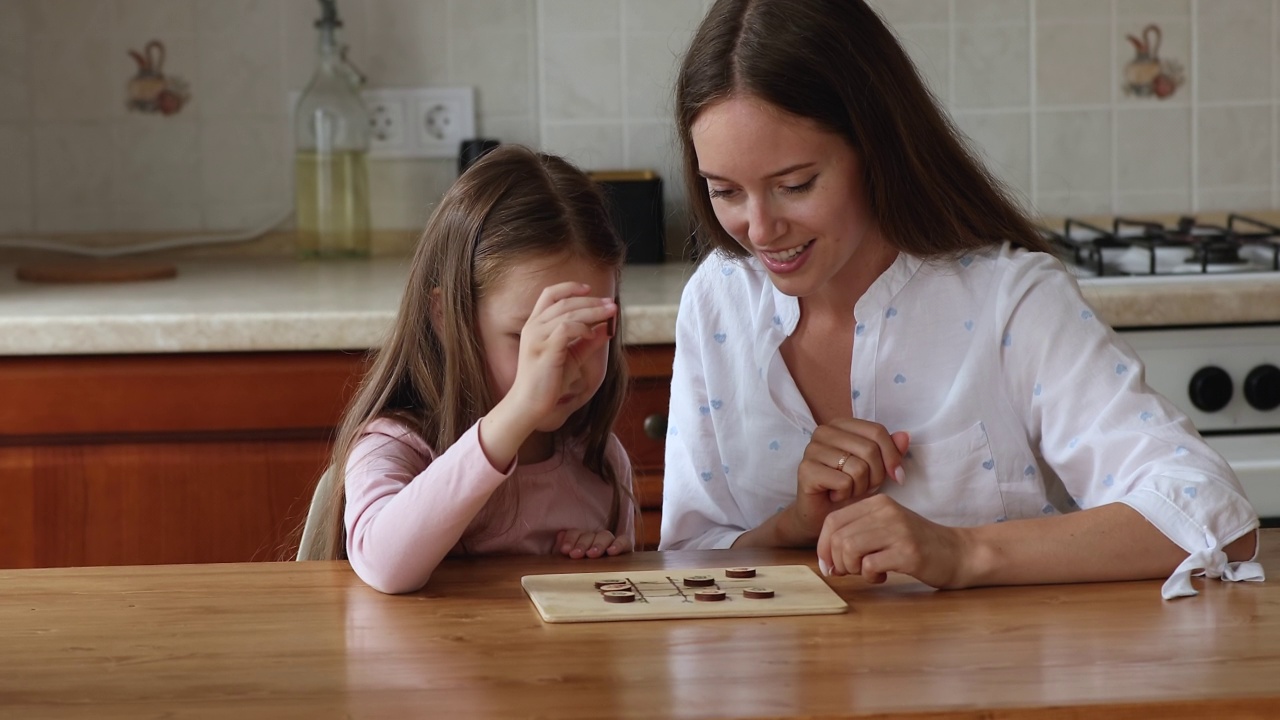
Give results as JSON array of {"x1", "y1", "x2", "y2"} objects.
[
  {"x1": 287, "y1": 86, "x2": 475, "y2": 160},
  {"x1": 412, "y1": 87, "x2": 475, "y2": 158},
  {"x1": 365, "y1": 92, "x2": 408, "y2": 150}
]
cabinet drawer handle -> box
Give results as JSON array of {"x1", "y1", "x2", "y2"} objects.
[{"x1": 642, "y1": 414, "x2": 668, "y2": 440}]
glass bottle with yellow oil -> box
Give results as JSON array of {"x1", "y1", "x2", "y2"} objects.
[{"x1": 294, "y1": 0, "x2": 370, "y2": 259}]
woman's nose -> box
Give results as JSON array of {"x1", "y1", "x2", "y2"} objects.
[{"x1": 746, "y1": 196, "x2": 784, "y2": 247}]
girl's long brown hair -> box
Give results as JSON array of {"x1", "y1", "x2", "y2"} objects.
[
  {"x1": 305, "y1": 145, "x2": 630, "y2": 561},
  {"x1": 676, "y1": 0, "x2": 1054, "y2": 259}
]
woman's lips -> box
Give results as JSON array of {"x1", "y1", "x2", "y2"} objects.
[{"x1": 759, "y1": 239, "x2": 814, "y2": 273}]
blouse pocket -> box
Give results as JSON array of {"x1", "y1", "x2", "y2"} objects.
[{"x1": 881, "y1": 421, "x2": 1005, "y2": 527}]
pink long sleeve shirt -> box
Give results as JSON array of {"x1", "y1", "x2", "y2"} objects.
[{"x1": 344, "y1": 418, "x2": 635, "y2": 594}]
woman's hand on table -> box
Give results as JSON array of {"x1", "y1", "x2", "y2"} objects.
[
  {"x1": 816, "y1": 495, "x2": 975, "y2": 588},
  {"x1": 556, "y1": 529, "x2": 627, "y2": 559}
]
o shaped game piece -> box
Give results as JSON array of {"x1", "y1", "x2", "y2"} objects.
[
  {"x1": 725, "y1": 567, "x2": 756, "y2": 578},
  {"x1": 694, "y1": 589, "x2": 727, "y2": 602},
  {"x1": 742, "y1": 587, "x2": 775, "y2": 599},
  {"x1": 602, "y1": 591, "x2": 636, "y2": 604},
  {"x1": 598, "y1": 583, "x2": 630, "y2": 592},
  {"x1": 594, "y1": 578, "x2": 625, "y2": 589},
  {"x1": 683, "y1": 575, "x2": 715, "y2": 587}
]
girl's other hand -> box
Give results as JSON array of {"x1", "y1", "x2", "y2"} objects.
[
  {"x1": 787, "y1": 420, "x2": 909, "y2": 545},
  {"x1": 555, "y1": 529, "x2": 625, "y2": 559}
]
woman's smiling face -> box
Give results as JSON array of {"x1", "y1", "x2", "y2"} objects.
[{"x1": 691, "y1": 95, "x2": 889, "y2": 300}]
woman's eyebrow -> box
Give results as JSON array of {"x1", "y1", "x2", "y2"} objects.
[{"x1": 699, "y1": 162, "x2": 816, "y2": 181}]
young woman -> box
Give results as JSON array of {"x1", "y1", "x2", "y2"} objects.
[{"x1": 660, "y1": 0, "x2": 1261, "y2": 599}]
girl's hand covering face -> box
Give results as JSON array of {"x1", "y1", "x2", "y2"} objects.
[
  {"x1": 556, "y1": 528, "x2": 628, "y2": 558},
  {"x1": 508, "y1": 281, "x2": 618, "y2": 423}
]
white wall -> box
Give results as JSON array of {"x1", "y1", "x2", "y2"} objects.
[{"x1": 1, "y1": 0, "x2": 1277, "y2": 251}]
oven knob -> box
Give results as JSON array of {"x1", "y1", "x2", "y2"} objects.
[
  {"x1": 1244, "y1": 364, "x2": 1280, "y2": 411},
  {"x1": 1188, "y1": 366, "x2": 1233, "y2": 412}
]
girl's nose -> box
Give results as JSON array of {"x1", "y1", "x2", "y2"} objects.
[{"x1": 746, "y1": 196, "x2": 784, "y2": 247}]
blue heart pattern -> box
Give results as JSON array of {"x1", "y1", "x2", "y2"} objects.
[
  {"x1": 668, "y1": 424, "x2": 678, "y2": 436},
  {"x1": 772, "y1": 314, "x2": 781, "y2": 326},
  {"x1": 1183, "y1": 487, "x2": 1197, "y2": 499},
  {"x1": 722, "y1": 464, "x2": 730, "y2": 476},
  {"x1": 1175, "y1": 445, "x2": 1188, "y2": 456},
  {"x1": 1041, "y1": 504, "x2": 1055, "y2": 515},
  {"x1": 1139, "y1": 411, "x2": 1153, "y2": 423},
  {"x1": 964, "y1": 320, "x2": 974, "y2": 331},
  {"x1": 700, "y1": 471, "x2": 712, "y2": 482},
  {"x1": 885, "y1": 307, "x2": 898, "y2": 318},
  {"x1": 1024, "y1": 465, "x2": 1036, "y2": 477},
  {"x1": 721, "y1": 266, "x2": 734, "y2": 276},
  {"x1": 710, "y1": 399, "x2": 722, "y2": 410},
  {"x1": 1080, "y1": 310, "x2": 1094, "y2": 320},
  {"x1": 769, "y1": 440, "x2": 780, "y2": 451},
  {"x1": 698, "y1": 405, "x2": 710, "y2": 416},
  {"x1": 851, "y1": 389, "x2": 861, "y2": 399},
  {"x1": 982, "y1": 459, "x2": 995, "y2": 470},
  {"x1": 960, "y1": 255, "x2": 973, "y2": 267},
  {"x1": 854, "y1": 324, "x2": 865, "y2": 336},
  {"x1": 1103, "y1": 474, "x2": 1115, "y2": 487},
  {"x1": 713, "y1": 332, "x2": 726, "y2": 344},
  {"x1": 893, "y1": 374, "x2": 906, "y2": 384},
  {"x1": 1115, "y1": 363, "x2": 1127, "y2": 375},
  {"x1": 1002, "y1": 332, "x2": 1012, "y2": 347},
  {"x1": 1033, "y1": 383, "x2": 1042, "y2": 397},
  {"x1": 1068, "y1": 437, "x2": 1079, "y2": 449}
]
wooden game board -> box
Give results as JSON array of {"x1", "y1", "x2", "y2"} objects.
[{"x1": 521, "y1": 565, "x2": 848, "y2": 623}]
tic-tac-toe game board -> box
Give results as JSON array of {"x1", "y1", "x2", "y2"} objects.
[{"x1": 521, "y1": 565, "x2": 848, "y2": 623}]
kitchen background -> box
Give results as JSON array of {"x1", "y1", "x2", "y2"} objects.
[{"x1": 0, "y1": 0, "x2": 1278, "y2": 258}]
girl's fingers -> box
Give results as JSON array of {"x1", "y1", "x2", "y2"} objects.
[
  {"x1": 564, "y1": 529, "x2": 614, "y2": 559},
  {"x1": 559, "y1": 529, "x2": 584, "y2": 556},
  {"x1": 531, "y1": 281, "x2": 593, "y2": 317}
]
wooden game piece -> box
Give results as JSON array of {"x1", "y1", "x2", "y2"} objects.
[
  {"x1": 602, "y1": 591, "x2": 636, "y2": 604},
  {"x1": 593, "y1": 578, "x2": 625, "y2": 589},
  {"x1": 725, "y1": 567, "x2": 756, "y2": 578},
  {"x1": 683, "y1": 575, "x2": 715, "y2": 587},
  {"x1": 743, "y1": 587, "x2": 775, "y2": 599},
  {"x1": 694, "y1": 589, "x2": 727, "y2": 602},
  {"x1": 598, "y1": 583, "x2": 630, "y2": 592}
]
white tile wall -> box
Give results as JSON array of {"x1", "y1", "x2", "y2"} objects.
[{"x1": 5, "y1": 0, "x2": 1280, "y2": 249}]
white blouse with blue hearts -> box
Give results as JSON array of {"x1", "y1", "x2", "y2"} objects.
[{"x1": 659, "y1": 244, "x2": 1263, "y2": 598}]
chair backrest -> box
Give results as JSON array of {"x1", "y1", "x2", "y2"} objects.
[{"x1": 297, "y1": 465, "x2": 340, "y2": 561}]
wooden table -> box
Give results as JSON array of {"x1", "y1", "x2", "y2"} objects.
[{"x1": 3, "y1": 532, "x2": 1278, "y2": 719}]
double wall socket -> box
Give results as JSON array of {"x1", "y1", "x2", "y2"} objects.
[
  {"x1": 364, "y1": 87, "x2": 474, "y2": 159},
  {"x1": 290, "y1": 86, "x2": 475, "y2": 159}
]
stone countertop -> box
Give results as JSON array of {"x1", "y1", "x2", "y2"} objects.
[
  {"x1": 1, "y1": 258, "x2": 1278, "y2": 356},
  {"x1": 0, "y1": 258, "x2": 693, "y2": 356}
]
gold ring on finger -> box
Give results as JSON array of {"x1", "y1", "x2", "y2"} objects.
[{"x1": 835, "y1": 452, "x2": 850, "y2": 473}]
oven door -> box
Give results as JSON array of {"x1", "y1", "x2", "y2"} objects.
[{"x1": 1204, "y1": 433, "x2": 1280, "y2": 526}]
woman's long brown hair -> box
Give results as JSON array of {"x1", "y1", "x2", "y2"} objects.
[
  {"x1": 676, "y1": 0, "x2": 1054, "y2": 259},
  {"x1": 304, "y1": 145, "x2": 630, "y2": 561}
]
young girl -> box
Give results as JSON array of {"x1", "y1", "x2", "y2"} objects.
[{"x1": 307, "y1": 145, "x2": 635, "y2": 594}]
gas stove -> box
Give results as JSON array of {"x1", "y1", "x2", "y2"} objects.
[
  {"x1": 1043, "y1": 212, "x2": 1280, "y2": 279},
  {"x1": 1040, "y1": 212, "x2": 1280, "y2": 524}
]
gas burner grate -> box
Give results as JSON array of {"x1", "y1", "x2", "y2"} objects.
[{"x1": 1043, "y1": 212, "x2": 1280, "y2": 276}]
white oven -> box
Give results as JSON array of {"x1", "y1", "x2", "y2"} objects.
[{"x1": 1052, "y1": 214, "x2": 1280, "y2": 525}]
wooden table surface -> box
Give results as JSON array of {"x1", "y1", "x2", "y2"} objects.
[{"x1": 3, "y1": 531, "x2": 1278, "y2": 719}]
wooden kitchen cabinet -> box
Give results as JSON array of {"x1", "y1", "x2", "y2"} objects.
[{"x1": 0, "y1": 345, "x2": 674, "y2": 569}]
